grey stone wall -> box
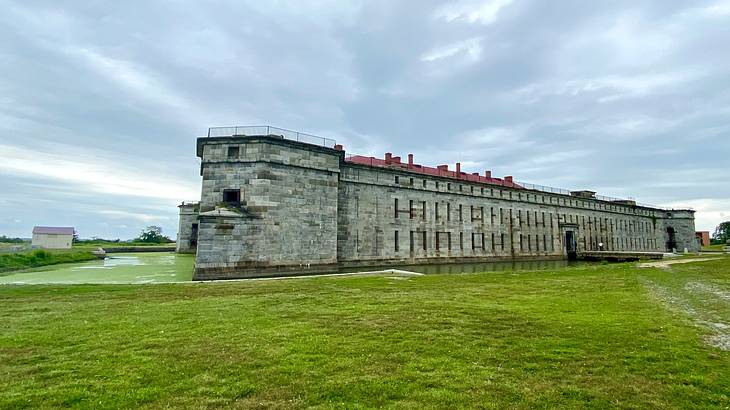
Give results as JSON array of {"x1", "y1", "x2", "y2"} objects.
[
  {"x1": 176, "y1": 202, "x2": 199, "y2": 253},
  {"x1": 659, "y1": 209, "x2": 699, "y2": 253},
  {"x1": 336, "y1": 164, "x2": 696, "y2": 266},
  {"x1": 190, "y1": 135, "x2": 698, "y2": 279},
  {"x1": 194, "y1": 137, "x2": 341, "y2": 279}
]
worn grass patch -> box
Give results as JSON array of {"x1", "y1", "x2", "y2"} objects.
[{"x1": 1, "y1": 258, "x2": 729, "y2": 408}]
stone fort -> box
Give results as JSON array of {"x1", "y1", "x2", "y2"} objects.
[{"x1": 178, "y1": 126, "x2": 698, "y2": 280}]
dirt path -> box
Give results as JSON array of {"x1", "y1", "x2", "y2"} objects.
[{"x1": 638, "y1": 257, "x2": 719, "y2": 268}]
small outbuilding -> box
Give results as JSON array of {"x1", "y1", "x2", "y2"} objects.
[{"x1": 32, "y1": 226, "x2": 75, "y2": 249}]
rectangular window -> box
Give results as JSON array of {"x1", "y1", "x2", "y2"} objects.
[
  {"x1": 447, "y1": 183, "x2": 451, "y2": 191},
  {"x1": 422, "y1": 231, "x2": 427, "y2": 250},
  {"x1": 501, "y1": 233, "x2": 505, "y2": 251},
  {"x1": 423, "y1": 180, "x2": 427, "y2": 188},
  {"x1": 409, "y1": 200, "x2": 414, "y2": 219},
  {"x1": 409, "y1": 178, "x2": 414, "y2": 186},
  {"x1": 410, "y1": 231, "x2": 415, "y2": 252},
  {"x1": 527, "y1": 211, "x2": 530, "y2": 226},
  {"x1": 394, "y1": 231, "x2": 399, "y2": 252},
  {"x1": 460, "y1": 232, "x2": 464, "y2": 250},
  {"x1": 422, "y1": 201, "x2": 426, "y2": 221},
  {"x1": 491, "y1": 233, "x2": 495, "y2": 251},
  {"x1": 471, "y1": 233, "x2": 485, "y2": 250},
  {"x1": 395, "y1": 175, "x2": 399, "y2": 184},
  {"x1": 459, "y1": 204, "x2": 463, "y2": 222},
  {"x1": 227, "y1": 146, "x2": 239, "y2": 158},
  {"x1": 447, "y1": 203, "x2": 451, "y2": 221},
  {"x1": 394, "y1": 198, "x2": 399, "y2": 218},
  {"x1": 223, "y1": 189, "x2": 240, "y2": 204},
  {"x1": 435, "y1": 202, "x2": 440, "y2": 220}
]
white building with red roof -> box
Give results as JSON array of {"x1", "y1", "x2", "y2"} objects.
[{"x1": 32, "y1": 226, "x2": 75, "y2": 249}]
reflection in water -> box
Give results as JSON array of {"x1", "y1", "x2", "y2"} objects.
[
  {"x1": 1, "y1": 253, "x2": 585, "y2": 285},
  {"x1": 345, "y1": 259, "x2": 583, "y2": 275}
]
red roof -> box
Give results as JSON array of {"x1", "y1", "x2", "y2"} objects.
[
  {"x1": 33, "y1": 226, "x2": 75, "y2": 235},
  {"x1": 345, "y1": 155, "x2": 522, "y2": 188}
]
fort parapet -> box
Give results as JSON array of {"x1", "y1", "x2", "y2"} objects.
[{"x1": 179, "y1": 126, "x2": 699, "y2": 280}]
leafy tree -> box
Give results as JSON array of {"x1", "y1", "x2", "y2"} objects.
[
  {"x1": 73, "y1": 230, "x2": 80, "y2": 244},
  {"x1": 135, "y1": 226, "x2": 173, "y2": 244},
  {"x1": 0, "y1": 235, "x2": 26, "y2": 244},
  {"x1": 712, "y1": 221, "x2": 730, "y2": 244}
]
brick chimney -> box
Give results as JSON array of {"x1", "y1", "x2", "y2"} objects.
[
  {"x1": 484, "y1": 170, "x2": 492, "y2": 179},
  {"x1": 505, "y1": 176, "x2": 513, "y2": 184},
  {"x1": 456, "y1": 162, "x2": 461, "y2": 177},
  {"x1": 385, "y1": 152, "x2": 392, "y2": 164},
  {"x1": 408, "y1": 154, "x2": 414, "y2": 168},
  {"x1": 334, "y1": 144, "x2": 343, "y2": 151}
]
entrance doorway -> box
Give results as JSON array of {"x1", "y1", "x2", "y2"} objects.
[
  {"x1": 565, "y1": 230, "x2": 577, "y2": 260},
  {"x1": 666, "y1": 227, "x2": 677, "y2": 252}
]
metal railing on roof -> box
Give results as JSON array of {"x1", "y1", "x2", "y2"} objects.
[{"x1": 207, "y1": 125, "x2": 337, "y2": 148}]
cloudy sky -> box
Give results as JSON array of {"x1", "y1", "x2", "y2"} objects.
[{"x1": 1, "y1": 0, "x2": 729, "y2": 239}]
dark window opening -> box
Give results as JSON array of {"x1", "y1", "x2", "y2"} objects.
[
  {"x1": 223, "y1": 189, "x2": 241, "y2": 204},
  {"x1": 190, "y1": 223, "x2": 198, "y2": 247},
  {"x1": 394, "y1": 231, "x2": 399, "y2": 252},
  {"x1": 227, "y1": 146, "x2": 239, "y2": 158}
]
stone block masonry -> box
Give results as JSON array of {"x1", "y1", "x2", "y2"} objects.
[{"x1": 183, "y1": 131, "x2": 699, "y2": 280}]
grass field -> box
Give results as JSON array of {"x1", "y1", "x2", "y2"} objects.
[
  {"x1": 1, "y1": 257, "x2": 728, "y2": 408},
  {"x1": 703, "y1": 244, "x2": 728, "y2": 252},
  {"x1": 0, "y1": 249, "x2": 97, "y2": 274}
]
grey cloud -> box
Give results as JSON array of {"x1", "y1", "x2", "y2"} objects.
[{"x1": 1, "y1": 0, "x2": 728, "y2": 237}]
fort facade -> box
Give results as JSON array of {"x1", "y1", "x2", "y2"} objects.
[{"x1": 178, "y1": 126, "x2": 698, "y2": 280}]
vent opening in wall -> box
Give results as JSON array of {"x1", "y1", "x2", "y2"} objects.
[{"x1": 223, "y1": 189, "x2": 241, "y2": 204}]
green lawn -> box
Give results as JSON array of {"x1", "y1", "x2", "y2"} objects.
[
  {"x1": 1, "y1": 258, "x2": 728, "y2": 409},
  {"x1": 0, "y1": 249, "x2": 97, "y2": 274},
  {"x1": 703, "y1": 244, "x2": 728, "y2": 252}
]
